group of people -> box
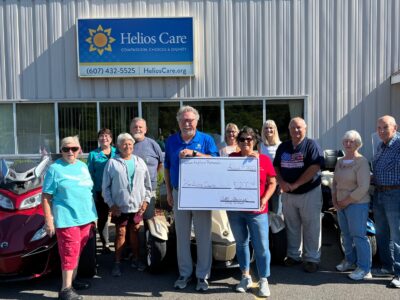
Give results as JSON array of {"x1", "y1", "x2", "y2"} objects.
[{"x1": 40, "y1": 106, "x2": 400, "y2": 300}]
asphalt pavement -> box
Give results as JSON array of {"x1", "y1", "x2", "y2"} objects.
[{"x1": 1, "y1": 225, "x2": 399, "y2": 300}]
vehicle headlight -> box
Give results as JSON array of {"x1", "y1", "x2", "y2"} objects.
[
  {"x1": 0, "y1": 194, "x2": 14, "y2": 210},
  {"x1": 30, "y1": 226, "x2": 47, "y2": 242},
  {"x1": 20, "y1": 193, "x2": 42, "y2": 210}
]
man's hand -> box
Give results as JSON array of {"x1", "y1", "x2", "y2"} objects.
[
  {"x1": 167, "y1": 190, "x2": 174, "y2": 207},
  {"x1": 280, "y1": 181, "x2": 291, "y2": 193}
]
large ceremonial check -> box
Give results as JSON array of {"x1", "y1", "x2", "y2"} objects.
[{"x1": 178, "y1": 157, "x2": 260, "y2": 210}]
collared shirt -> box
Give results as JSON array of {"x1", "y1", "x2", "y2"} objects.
[
  {"x1": 372, "y1": 132, "x2": 400, "y2": 186},
  {"x1": 87, "y1": 146, "x2": 117, "y2": 192},
  {"x1": 133, "y1": 137, "x2": 164, "y2": 190},
  {"x1": 164, "y1": 130, "x2": 219, "y2": 189}
]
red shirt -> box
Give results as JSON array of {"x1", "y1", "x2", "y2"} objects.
[{"x1": 229, "y1": 152, "x2": 276, "y2": 214}]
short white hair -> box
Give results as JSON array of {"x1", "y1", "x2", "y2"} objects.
[
  {"x1": 130, "y1": 117, "x2": 147, "y2": 129},
  {"x1": 117, "y1": 133, "x2": 135, "y2": 146},
  {"x1": 176, "y1": 105, "x2": 200, "y2": 122},
  {"x1": 60, "y1": 136, "x2": 80, "y2": 149},
  {"x1": 342, "y1": 130, "x2": 363, "y2": 149}
]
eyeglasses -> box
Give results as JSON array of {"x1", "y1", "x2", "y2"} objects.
[
  {"x1": 238, "y1": 137, "x2": 253, "y2": 143},
  {"x1": 61, "y1": 147, "x2": 79, "y2": 153},
  {"x1": 180, "y1": 119, "x2": 196, "y2": 124}
]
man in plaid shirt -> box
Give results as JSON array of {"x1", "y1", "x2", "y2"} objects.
[{"x1": 372, "y1": 115, "x2": 400, "y2": 288}]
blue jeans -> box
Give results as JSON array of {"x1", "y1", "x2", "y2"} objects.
[
  {"x1": 227, "y1": 211, "x2": 270, "y2": 278},
  {"x1": 373, "y1": 189, "x2": 400, "y2": 276},
  {"x1": 337, "y1": 202, "x2": 371, "y2": 272}
]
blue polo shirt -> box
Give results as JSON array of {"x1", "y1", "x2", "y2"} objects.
[{"x1": 164, "y1": 131, "x2": 219, "y2": 189}]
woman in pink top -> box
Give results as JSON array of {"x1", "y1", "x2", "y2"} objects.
[{"x1": 332, "y1": 130, "x2": 371, "y2": 281}]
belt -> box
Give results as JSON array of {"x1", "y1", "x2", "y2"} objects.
[{"x1": 375, "y1": 185, "x2": 400, "y2": 192}]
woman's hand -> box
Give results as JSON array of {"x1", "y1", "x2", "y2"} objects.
[
  {"x1": 44, "y1": 220, "x2": 55, "y2": 237},
  {"x1": 110, "y1": 205, "x2": 121, "y2": 217},
  {"x1": 337, "y1": 197, "x2": 352, "y2": 209},
  {"x1": 260, "y1": 197, "x2": 268, "y2": 212},
  {"x1": 138, "y1": 202, "x2": 148, "y2": 216},
  {"x1": 332, "y1": 198, "x2": 340, "y2": 210}
]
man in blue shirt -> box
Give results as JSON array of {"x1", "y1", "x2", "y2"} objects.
[
  {"x1": 164, "y1": 105, "x2": 219, "y2": 292},
  {"x1": 274, "y1": 117, "x2": 324, "y2": 273},
  {"x1": 372, "y1": 115, "x2": 400, "y2": 288}
]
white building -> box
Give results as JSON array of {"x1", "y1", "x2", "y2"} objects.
[{"x1": 1, "y1": 0, "x2": 399, "y2": 158}]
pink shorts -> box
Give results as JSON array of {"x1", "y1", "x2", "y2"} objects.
[{"x1": 56, "y1": 223, "x2": 92, "y2": 271}]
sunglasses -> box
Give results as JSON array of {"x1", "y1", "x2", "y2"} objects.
[
  {"x1": 61, "y1": 147, "x2": 80, "y2": 153},
  {"x1": 238, "y1": 137, "x2": 253, "y2": 143}
]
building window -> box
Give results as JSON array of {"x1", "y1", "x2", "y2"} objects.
[
  {"x1": 58, "y1": 103, "x2": 97, "y2": 153},
  {"x1": 225, "y1": 100, "x2": 263, "y2": 133},
  {"x1": 0, "y1": 104, "x2": 15, "y2": 154},
  {"x1": 100, "y1": 102, "x2": 138, "y2": 137},
  {"x1": 266, "y1": 99, "x2": 304, "y2": 141},
  {"x1": 16, "y1": 103, "x2": 55, "y2": 154},
  {"x1": 142, "y1": 102, "x2": 180, "y2": 140},
  {"x1": 183, "y1": 100, "x2": 221, "y2": 146}
]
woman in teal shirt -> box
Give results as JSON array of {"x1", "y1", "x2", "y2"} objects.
[
  {"x1": 42, "y1": 136, "x2": 97, "y2": 300},
  {"x1": 87, "y1": 128, "x2": 117, "y2": 253}
]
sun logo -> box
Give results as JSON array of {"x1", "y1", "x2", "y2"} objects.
[{"x1": 85, "y1": 25, "x2": 116, "y2": 55}]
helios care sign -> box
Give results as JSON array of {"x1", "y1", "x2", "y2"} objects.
[{"x1": 76, "y1": 18, "x2": 194, "y2": 78}]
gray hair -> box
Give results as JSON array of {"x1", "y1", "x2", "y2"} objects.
[
  {"x1": 378, "y1": 115, "x2": 397, "y2": 127},
  {"x1": 117, "y1": 133, "x2": 135, "y2": 146},
  {"x1": 130, "y1": 117, "x2": 147, "y2": 129},
  {"x1": 342, "y1": 130, "x2": 363, "y2": 149},
  {"x1": 289, "y1": 117, "x2": 307, "y2": 129},
  {"x1": 60, "y1": 136, "x2": 80, "y2": 149},
  {"x1": 176, "y1": 105, "x2": 200, "y2": 122}
]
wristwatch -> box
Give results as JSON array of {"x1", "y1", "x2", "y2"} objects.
[{"x1": 192, "y1": 150, "x2": 197, "y2": 157}]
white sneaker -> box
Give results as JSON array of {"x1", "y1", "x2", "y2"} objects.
[
  {"x1": 336, "y1": 260, "x2": 356, "y2": 272},
  {"x1": 258, "y1": 278, "x2": 271, "y2": 297},
  {"x1": 236, "y1": 276, "x2": 253, "y2": 293},
  {"x1": 196, "y1": 278, "x2": 209, "y2": 291},
  {"x1": 389, "y1": 276, "x2": 400, "y2": 288},
  {"x1": 174, "y1": 276, "x2": 191, "y2": 289},
  {"x1": 348, "y1": 268, "x2": 372, "y2": 280}
]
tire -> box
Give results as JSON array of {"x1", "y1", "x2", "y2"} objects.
[
  {"x1": 338, "y1": 230, "x2": 345, "y2": 255},
  {"x1": 369, "y1": 235, "x2": 377, "y2": 258},
  {"x1": 146, "y1": 229, "x2": 167, "y2": 273},
  {"x1": 338, "y1": 231, "x2": 378, "y2": 261},
  {"x1": 269, "y1": 228, "x2": 287, "y2": 264},
  {"x1": 77, "y1": 225, "x2": 97, "y2": 278}
]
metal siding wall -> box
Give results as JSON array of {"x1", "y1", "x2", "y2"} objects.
[{"x1": 1, "y1": 0, "x2": 400, "y2": 158}]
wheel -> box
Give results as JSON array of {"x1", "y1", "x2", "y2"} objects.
[
  {"x1": 77, "y1": 225, "x2": 97, "y2": 278},
  {"x1": 146, "y1": 229, "x2": 167, "y2": 273},
  {"x1": 338, "y1": 230, "x2": 345, "y2": 255},
  {"x1": 269, "y1": 228, "x2": 287, "y2": 264},
  {"x1": 338, "y1": 231, "x2": 378, "y2": 261},
  {"x1": 368, "y1": 235, "x2": 377, "y2": 258}
]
